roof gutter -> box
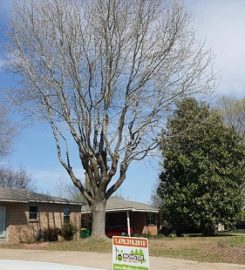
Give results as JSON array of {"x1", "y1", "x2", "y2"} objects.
[
  {"x1": 0, "y1": 199, "x2": 81, "y2": 206},
  {"x1": 81, "y1": 208, "x2": 159, "y2": 214}
]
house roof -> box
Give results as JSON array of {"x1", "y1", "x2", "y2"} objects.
[
  {"x1": 81, "y1": 197, "x2": 158, "y2": 213},
  {"x1": 0, "y1": 187, "x2": 81, "y2": 205}
]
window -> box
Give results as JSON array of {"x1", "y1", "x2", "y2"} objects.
[
  {"x1": 146, "y1": 213, "x2": 156, "y2": 226},
  {"x1": 63, "y1": 207, "x2": 70, "y2": 224},
  {"x1": 29, "y1": 206, "x2": 38, "y2": 221}
]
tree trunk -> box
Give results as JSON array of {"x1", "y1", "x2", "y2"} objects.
[{"x1": 91, "y1": 200, "x2": 107, "y2": 238}]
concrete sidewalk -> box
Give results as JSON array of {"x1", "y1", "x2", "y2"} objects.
[
  {"x1": 0, "y1": 249, "x2": 244, "y2": 270},
  {"x1": 0, "y1": 260, "x2": 105, "y2": 270}
]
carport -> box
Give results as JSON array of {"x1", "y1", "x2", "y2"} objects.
[{"x1": 81, "y1": 197, "x2": 159, "y2": 236}]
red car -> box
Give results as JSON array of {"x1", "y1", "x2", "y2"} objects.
[{"x1": 106, "y1": 225, "x2": 137, "y2": 237}]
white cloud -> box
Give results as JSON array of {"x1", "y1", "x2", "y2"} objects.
[{"x1": 186, "y1": 0, "x2": 245, "y2": 97}]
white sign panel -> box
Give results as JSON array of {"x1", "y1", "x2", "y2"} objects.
[{"x1": 112, "y1": 236, "x2": 150, "y2": 270}]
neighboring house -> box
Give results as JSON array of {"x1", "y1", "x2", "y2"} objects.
[
  {"x1": 81, "y1": 197, "x2": 159, "y2": 236},
  {"x1": 0, "y1": 187, "x2": 81, "y2": 244}
]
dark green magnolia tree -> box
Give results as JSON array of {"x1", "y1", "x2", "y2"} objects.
[{"x1": 157, "y1": 98, "x2": 245, "y2": 236}]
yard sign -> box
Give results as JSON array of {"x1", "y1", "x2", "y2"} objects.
[{"x1": 112, "y1": 236, "x2": 150, "y2": 270}]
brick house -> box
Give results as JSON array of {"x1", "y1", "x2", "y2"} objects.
[
  {"x1": 0, "y1": 187, "x2": 81, "y2": 244},
  {"x1": 81, "y1": 197, "x2": 159, "y2": 236}
]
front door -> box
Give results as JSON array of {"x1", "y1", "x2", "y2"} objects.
[{"x1": 0, "y1": 207, "x2": 6, "y2": 238}]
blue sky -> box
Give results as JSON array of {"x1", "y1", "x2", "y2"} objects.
[{"x1": 0, "y1": 1, "x2": 244, "y2": 203}]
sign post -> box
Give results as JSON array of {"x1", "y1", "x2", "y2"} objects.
[{"x1": 112, "y1": 236, "x2": 150, "y2": 270}]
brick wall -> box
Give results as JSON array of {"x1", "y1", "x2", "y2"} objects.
[
  {"x1": 0, "y1": 202, "x2": 81, "y2": 244},
  {"x1": 142, "y1": 225, "x2": 158, "y2": 235}
]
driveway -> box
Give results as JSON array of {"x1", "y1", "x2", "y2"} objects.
[{"x1": 0, "y1": 249, "x2": 244, "y2": 270}]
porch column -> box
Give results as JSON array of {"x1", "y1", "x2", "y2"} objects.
[{"x1": 127, "y1": 211, "x2": 131, "y2": 237}]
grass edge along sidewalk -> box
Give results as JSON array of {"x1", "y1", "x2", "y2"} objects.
[{"x1": 1, "y1": 233, "x2": 245, "y2": 265}]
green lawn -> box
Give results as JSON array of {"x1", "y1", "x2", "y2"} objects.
[{"x1": 148, "y1": 234, "x2": 245, "y2": 264}]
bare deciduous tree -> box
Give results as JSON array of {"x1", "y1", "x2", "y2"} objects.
[
  {"x1": 217, "y1": 96, "x2": 245, "y2": 140},
  {"x1": 0, "y1": 167, "x2": 34, "y2": 190},
  {"x1": 54, "y1": 176, "x2": 86, "y2": 202},
  {"x1": 0, "y1": 106, "x2": 15, "y2": 158},
  {"x1": 9, "y1": 0, "x2": 214, "y2": 237}
]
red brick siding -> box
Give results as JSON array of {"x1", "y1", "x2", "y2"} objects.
[{"x1": 0, "y1": 202, "x2": 81, "y2": 244}]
